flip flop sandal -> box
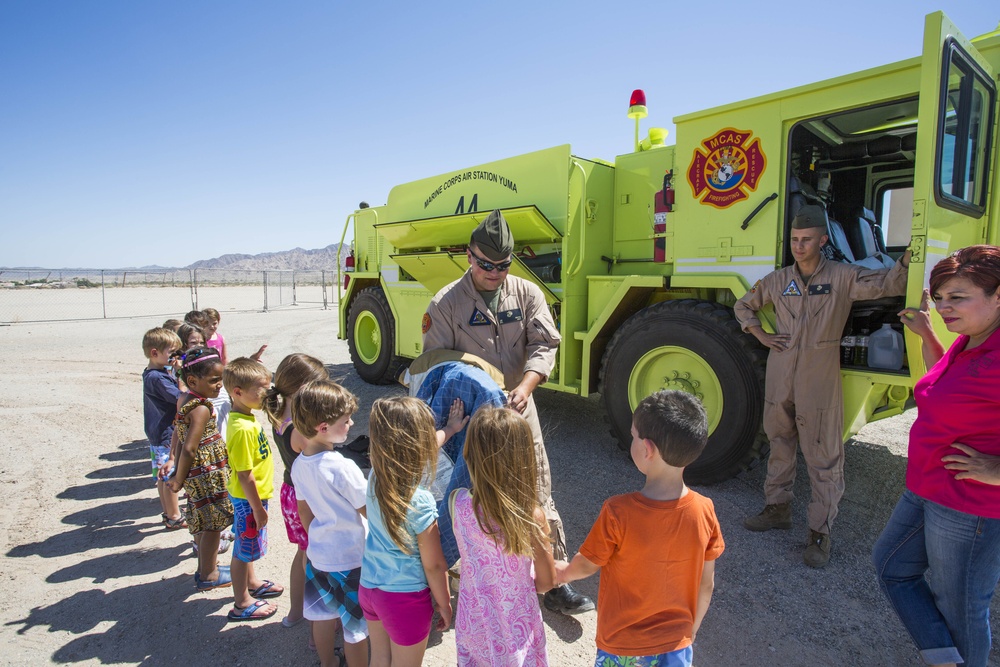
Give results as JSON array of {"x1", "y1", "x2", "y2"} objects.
[
  {"x1": 227, "y1": 599, "x2": 276, "y2": 622},
  {"x1": 250, "y1": 580, "x2": 284, "y2": 599},
  {"x1": 195, "y1": 566, "x2": 233, "y2": 591}
]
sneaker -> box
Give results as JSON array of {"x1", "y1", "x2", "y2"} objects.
[
  {"x1": 804, "y1": 530, "x2": 831, "y2": 568},
  {"x1": 543, "y1": 584, "x2": 595, "y2": 615},
  {"x1": 191, "y1": 538, "x2": 232, "y2": 555},
  {"x1": 743, "y1": 503, "x2": 792, "y2": 532}
]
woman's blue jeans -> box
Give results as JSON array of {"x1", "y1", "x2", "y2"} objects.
[{"x1": 872, "y1": 489, "x2": 1000, "y2": 666}]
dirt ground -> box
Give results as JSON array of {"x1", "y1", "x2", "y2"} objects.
[{"x1": 2, "y1": 307, "x2": 998, "y2": 666}]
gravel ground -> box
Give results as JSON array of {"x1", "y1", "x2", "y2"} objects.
[{"x1": 1, "y1": 306, "x2": 997, "y2": 666}]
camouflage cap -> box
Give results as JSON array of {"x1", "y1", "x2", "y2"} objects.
[
  {"x1": 791, "y1": 204, "x2": 828, "y2": 230},
  {"x1": 470, "y1": 209, "x2": 514, "y2": 261}
]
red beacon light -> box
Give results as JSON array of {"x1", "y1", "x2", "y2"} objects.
[
  {"x1": 628, "y1": 89, "x2": 648, "y2": 152},
  {"x1": 628, "y1": 89, "x2": 648, "y2": 119}
]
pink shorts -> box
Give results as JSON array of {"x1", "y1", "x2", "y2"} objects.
[
  {"x1": 358, "y1": 585, "x2": 432, "y2": 646},
  {"x1": 280, "y1": 483, "x2": 308, "y2": 550}
]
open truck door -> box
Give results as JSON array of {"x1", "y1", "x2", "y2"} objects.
[{"x1": 909, "y1": 11, "x2": 997, "y2": 367}]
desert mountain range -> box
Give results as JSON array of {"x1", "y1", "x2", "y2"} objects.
[{"x1": 185, "y1": 243, "x2": 344, "y2": 271}]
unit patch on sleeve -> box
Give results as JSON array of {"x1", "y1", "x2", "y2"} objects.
[
  {"x1": 421, "y1": 312, "x2": 432, "y2": 334},
  {"x1": 469, "y1": 308, "x2": 491, "y2": 326},
  {"x1": 808, "y1": 283, "x2": 832, "y2": 295},
  {"x1": 749, "y1": 279, "x2": 761, "y2": 294},
  {"x1": 497, "y1": 308, "x2": 523, "y2": 324},
  {"x1": 782, "y1": 279, "x2": 802, "y2": 297}
]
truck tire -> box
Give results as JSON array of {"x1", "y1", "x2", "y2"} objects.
[
  {"x1": 599, "y1": 299, "x2": 768, "y2": 484},
  {"x1": 346, "y1": 286, "x2": 409, "y2": 385}
]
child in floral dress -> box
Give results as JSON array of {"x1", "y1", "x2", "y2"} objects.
[{"x1": 450, "y1": 407, "x2": 556, "y2": 666}]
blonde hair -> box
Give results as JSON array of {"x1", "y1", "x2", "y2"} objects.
[
  {"x1": 291, "y1": 379, "x2": 358, "y2": 438},
  {"x1": 223, "y1": 357, "x2": 271, "y2": 393},
  {"x1": 142, "y1": 327, "x2": 182, "y2": 358},
  {"x1": 264, "y1": 354, "x2": 329, "y2": 430},
  {"x1": 369, "y1": 397, "x2": 438, "y2": 554},
  {"x1": 463, "y1": 407, "x2": 541, "y2": 557}
]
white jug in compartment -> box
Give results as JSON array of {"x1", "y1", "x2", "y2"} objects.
[{"x1": 868, "y1": 323, "x2": 904, "y2": 370}]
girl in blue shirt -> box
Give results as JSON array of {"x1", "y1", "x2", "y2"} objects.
[{"x1": 359, "y1": 397, "x2": 453, "y2": 666}]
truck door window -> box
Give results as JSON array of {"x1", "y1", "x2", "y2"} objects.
[
  {"x1": 935, "y1": 39, "x2": 995, "y2": 216},
  {"x1": 879, "y1": 187, "x2": 915, "y2": 249}
]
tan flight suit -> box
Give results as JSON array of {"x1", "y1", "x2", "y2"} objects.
[
  {"x1": 735, "y1": 256, "x2": 907, "y2": 535},
  {"x1": 422, "y1": 270, "x2": 567, "y2": 558}
]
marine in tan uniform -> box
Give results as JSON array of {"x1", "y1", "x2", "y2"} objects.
[
  {"x1": 734, "y1": 205, "x2": 910, "y2": 567},
  {"x1": 422, "y1": 208, "x2": 595, "y2": 614}
]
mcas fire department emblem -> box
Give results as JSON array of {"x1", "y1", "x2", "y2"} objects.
[{"x1": 688, "y1": 128, "x2": 766, "y2": 209}]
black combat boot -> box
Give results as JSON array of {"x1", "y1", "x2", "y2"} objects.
[{"x1": 542, "y1": 583, "x2": 595, "y2": 615}]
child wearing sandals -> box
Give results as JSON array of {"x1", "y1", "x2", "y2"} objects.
[
  {"x1": 166, "y1": 346, "x2": 235, "y2": 590},
  {"x1": 262, "y1": 353, "x2": 329, "y2": 632},
  {"x1": 224, "y1": 357, "x2": 285, "y2": 621},
  {"x1": 291, "y1": 380, "x2": 370, "y2": 667},
  {"x1": 360, "y1": 397, "x2": 453, "y2": 667},
  {"x1": 142, "y1": 327, "x2": 185, "y2": 530}
]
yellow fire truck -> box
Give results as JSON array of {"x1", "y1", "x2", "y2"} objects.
[{"x1": 338, "y1": 12, "x2": 999, "y2": 483}]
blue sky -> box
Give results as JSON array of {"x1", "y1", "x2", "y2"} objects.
[{"x1": 1, "y1": 1, "x2": 997, "y2": 269}]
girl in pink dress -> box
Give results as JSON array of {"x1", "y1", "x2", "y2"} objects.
[{"x1": 450, "y1": 407, "x2": 556, "y2": 667}]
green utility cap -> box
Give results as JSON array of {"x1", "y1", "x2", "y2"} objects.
[
  {"x1": 791, "y1": 204, "x2": 828, "y2": 230},
  {"x1": 470, "y1": 209, "x2": 514, "y2": 260}
]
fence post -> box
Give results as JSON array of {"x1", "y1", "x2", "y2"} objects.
[
  {"x1": 292, "y1": 271, "x2": 298, "y2": 306},
  {"x1": 322, "y1": 271, "x2": 328, "y2": 310},
  {"x1": 101, "y1": 270, "x2": 107, "y2": 318},
  {"x1": 263, "y1": 271, "x2": 269, "y2": 312},
  {"x1": 190, "y1": 270, "x2": 197, "y2": 310}
]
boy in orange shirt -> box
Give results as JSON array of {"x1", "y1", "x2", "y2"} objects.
[{"x1": 555, "y1": 390, "x2": 724, "y2": 667}]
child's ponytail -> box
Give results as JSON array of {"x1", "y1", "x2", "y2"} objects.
[{"x1": 264, "y1": 353, "x2": 329, "y2": 431}]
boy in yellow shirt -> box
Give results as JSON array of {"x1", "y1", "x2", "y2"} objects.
[{"x1": 224, "y1": 357, "x2": 285, "y2": 621}]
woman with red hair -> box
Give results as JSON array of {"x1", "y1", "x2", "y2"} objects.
[{"x1": 873, "y1": 245, "x2": 1000, "y2": 667}]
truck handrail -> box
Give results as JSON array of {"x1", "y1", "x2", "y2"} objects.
[
  {"x1": 565, "y1": 160, "x2": 589, "y2": 277},
  {"x1": 741, "y1": 192, "x2": 778, "y2": 230},
  {"x1": 336, "y1": 208, "x2": 379, "y2": 297}
]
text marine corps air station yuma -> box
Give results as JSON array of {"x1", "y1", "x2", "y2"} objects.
[{"x1": 338, "y1": 11, "x2": 1000, "y2": 484}]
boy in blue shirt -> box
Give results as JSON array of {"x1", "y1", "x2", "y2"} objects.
[{"x1": 142, "y1": 327, "x2": 184, "y2": 529}]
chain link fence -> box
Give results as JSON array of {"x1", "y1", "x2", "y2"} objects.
[{"x1": 0, "y1": 268, "x2": 339, "y2": 324}]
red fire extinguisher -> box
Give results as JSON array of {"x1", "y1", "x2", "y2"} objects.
[
  {"x1": 653, "y1": 170, "x2": 674, "y2": 263},
  {"x1": 343, "y1": 245, "x2": 355, "y2": 290}
]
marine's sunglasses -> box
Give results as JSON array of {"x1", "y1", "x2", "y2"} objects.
[{"x1": 469, "y1": 248, "x2": 513, "y2": 272}]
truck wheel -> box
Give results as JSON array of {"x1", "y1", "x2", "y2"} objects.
[
  {"x1": 599, "y1": 299, "x2": 767, "y2": 484},
  {"x1": 346, "y1": 286, "x2": 409, "y2": 385}
]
